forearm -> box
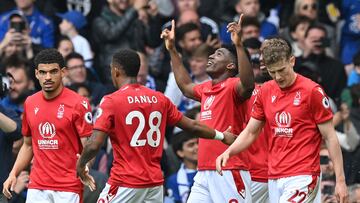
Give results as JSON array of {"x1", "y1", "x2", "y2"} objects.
[
  {"x1": 168, "y1": 50, "x2": 193, "y2": 94},
  {"x1": 227, "y1": 128, "x2": 258, "y2": 157},
  {"x1": 79, "y1": 143, "x2": 101, "y2": 168},
  {"x1": 10, "y1": 143, "x2": 33, "y2": 176},
  {"x1": 236, "y1": 45, "x2": 254, "y2": 96},
  {"x1": 0, "y1": 112, "x2": 17, "y2": 132},
  {"x1": 324, "y1": 134, "x2": 346, "y2": 182}
]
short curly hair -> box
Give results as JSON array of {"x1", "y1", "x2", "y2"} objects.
[
  {"x1": 34, "y1": 49, "x2": 65, "y2": 69},
  {"x1": 112, "y1": 49, "x2": 140, "y2": 77},
  {"x1": 261, "y1": 38, "x2": 292, "y2": 66}
]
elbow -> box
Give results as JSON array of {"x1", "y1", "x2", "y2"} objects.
[{"x1": 242, "y1": 84, "x2": 255, "y2": 99}]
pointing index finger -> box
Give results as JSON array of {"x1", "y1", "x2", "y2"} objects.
[
  {"x1": 171, "y1": 19, "x2": 175, "y2": 33},
  {"x1": 238, "y1": 13, "x2": 244, "y2": 25}
]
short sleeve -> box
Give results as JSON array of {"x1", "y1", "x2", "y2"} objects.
[
  {"x1": 165, "y1": 96, "x2": 183, "y2": 126},
  {"x1": 22, "y1": 101, "x2": 31, "y2": 137},
  {"x1": 251, "y1": 85, "x2": 265, "y2": 121},
  {"x1": 193, "y1": 83, "x2": 205, "y2": 100},
  {"x1": 94, "y1": 96, "x2": 114, "y2": 133},
  {"x1": 73, "y1": 98, "x2": 93, "y2": 137},
  {"x1": 309, "y1": 86, "x2": 333, "y2": 124}
]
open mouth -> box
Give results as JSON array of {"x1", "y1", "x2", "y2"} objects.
[{"x1": 207, "y1": 60, "x2": 213, "y2": 66}]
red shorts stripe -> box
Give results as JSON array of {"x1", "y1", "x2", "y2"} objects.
[{"x1": 231, "y1": 170, "x2": 245, "y2": 199}]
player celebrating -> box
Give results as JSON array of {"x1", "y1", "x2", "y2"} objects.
[
  {"x1": 216, "y1": 38, "x2": 348, "y2": 203},
  {"x1": 76, "y1": 49, "x2": 236, "y2": 203},
  {"x1": 2, "y1": 49, "x2": 93, "y2": 203},
  {"x1": 161, "y1": 15, "x2": 255, "y2": 202}
]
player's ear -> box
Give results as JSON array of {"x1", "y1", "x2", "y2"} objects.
[
  {"x1": 35, "y1": 69, "x2": 39, "y2": 80},
  {"x1": 226, "y1": 62, "x2": 235, "y2": 71},
  {"x1": 176, "y1": 150, "x2": 185, "y2": 159},
  {"x1": 289, "y1": 56, "x2": 295, "y2": 67},
  {"x1": 61, "y1": 67, "x2": 67, "y2": 77}
]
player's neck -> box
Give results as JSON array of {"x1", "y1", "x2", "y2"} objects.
[
  {"x1": 211, "y1": 75, "x2": 228, "y2": 85},
  {"x1": 117, "y1": 77, "x2": 138, "y2": 89},
  {"x1": 42, "y1": 85, "x2": 64, "y2": 100}
]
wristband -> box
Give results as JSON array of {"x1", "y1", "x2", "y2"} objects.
[{"x1": 214, "y1": 130, "x2": 224, "y2": 140}]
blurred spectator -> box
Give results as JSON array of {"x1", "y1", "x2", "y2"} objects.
[
  {"x1": 295, "y1": 24, "x2": 347, "y2": 103},
  {"x1": 240, "y1": 16, "x2": 261, "y2": 41},
  {"x1": 280, "y1": 15, "x2": 313, "y2": 57},
  {"x1": 57, "y1": 11, "x2": 93, "y2": 69},
  {"x1": 56, "y1": 35, "x2": 74, "y2": 59},
  {"x1": 177, "y1": 9, "x2": 218, "y2": 44},
  {"x1": 0, "y1": 0, "x2": 54, "y2": 48},
  {"x1": 166, "y1": 131, "x2": 198, "y2": 203},
  {"x1": 137, "y1": 52, "x2": 156, "y2": 90},
  {"x1": 342, "y1": 84, "x2": 360, "y2": 184},
  {"x1": 348, "y1": 184, "x2": 360, "y2": 203},
  {"x1": 340, "y1": 0, "x2": 360, "y2": 66},
  {"x1": 165, "y1": 44, "x2": 211, "y2": 113},
  {"x1": 64, "y1": 52, "x2": 109, "y2": 106},
  {"x1": 0, "y1": 103, "x2": 22, "y2": 203},
  {"x1": 348, "y1": 51, "x2": 360, "y2": 87},
  {"x1": 220, "y1": 0, "x2": 278, "y2": 44},
  {"x1": 8, "y1": 170, "x2": 29, "y2": 203},
  {"x1": 174, "y1": 0, "x2": 219, "y2": 35},
  {"x1": 0, "y1": 55, "x2": 35, "y2": 114},
  {"x1": 243, "y1": 37, "x2": 262, "y2": 78},
  {"x1": 92, "y1": 0, "x2": 148, "y2": 83},
  {"x1": 176, "y1": 23, "x2": 203, "y2": 66},
  {"x1": 319, "y1": 147, "x2": 337, "y2": 203},
  {"x1": 333, "y1": 103, "x2": 360, "y2": 152},
  {"x1": 293, "y1": 0, "x2": 337, "y2": 56},
  {"x1": 0, "y1": 13, "x2": 40, "y2": 62}
]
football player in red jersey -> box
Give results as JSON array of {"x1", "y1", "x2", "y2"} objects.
[
  {"x1": 3, "y1": 49, "x2": 93, "y2": 203},
  {"x1": 216, "y1": 38, "x2": 348, "y2": 203},
  {"x1": 161, "y1": 14, "x2": 255, "y2": 202},
  {"x1": 76, "y1": 49, "x2": 236, "y2": 203}
]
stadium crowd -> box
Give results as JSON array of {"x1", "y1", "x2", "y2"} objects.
[{"x1": 0, "y1": 0, "x2": 360, "y2": 202}]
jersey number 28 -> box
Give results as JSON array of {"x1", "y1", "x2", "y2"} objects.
[{"x1": 126, "y1": 111, "x2": 162, "y2": 147}]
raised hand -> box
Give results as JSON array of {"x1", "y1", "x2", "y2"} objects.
[
  {"x1": 221, "y1": 126, "x2": 236, "y2": 145},
  {"x1": 160, "y1": 20, "x2": 176, "y2": 51},
  {"x1": 227, "y1": 14, "x2": 244, "y2": 47}
]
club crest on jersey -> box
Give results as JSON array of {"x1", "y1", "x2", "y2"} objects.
[
  {"x1": 293, "y1": 91, "x2": 301, "y2": 106},
  {"x1": 57, "y1": 104, "x2": 64, "y2": 119},
  {"x1": 274, "y1": 111, "x2": 293, "y2": 137},
  {"x1": 204, "y1": 95, "x2": 215, "y2": 110}
]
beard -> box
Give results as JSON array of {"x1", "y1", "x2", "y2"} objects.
[{"x1": 10, "y1": 89, "x2": 34, "y2": 104}]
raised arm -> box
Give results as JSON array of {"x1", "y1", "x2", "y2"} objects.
[
  {"x1": 318, "y1": 120, "x2": 348, "y2": 203},
  {"x1": 3, "y1": 136, "x2": 33, "y2": 199},
  {"x1": 161, "y1": 20, "x2": 198, "y2": 101},
  {"x1": 216, "y1": 117, "x2": 264, "y2": 175},
  {"x1": 227, "y1": 14, "x2": 255, "y2": 100}
]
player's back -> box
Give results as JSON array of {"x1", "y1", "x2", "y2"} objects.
[{"x1": 95, "y1": 84, "x2": 182, "y2": 188}]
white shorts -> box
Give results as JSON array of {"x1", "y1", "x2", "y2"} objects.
[
  {"x1": 97, "y1": 183, "x2": 163, "y2": 203},
  {"x1": 26, "y1": 189, "x2": 80, "y2": 203},
  {"x1": 187, "y1": 170, "x2": 252, "y2": 203},
  {"x1": 251, "y1": 181, "x2": 269, "y2": 203},
  {"x1": 268, "y1": 175, "x2": 320, "y2": 203}
]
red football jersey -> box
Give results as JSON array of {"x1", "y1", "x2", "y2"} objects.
[
  {"x1": 22, "y1": 88, "x2": 93, "y2": 194},
  {"x1": 244, "y1": 85, "x2": 268, "y2": 182},
  {"x1": 251, "y1": 74, "x2": 333, "y2": 178},
  {"x1": 94, "y1": 84, "x2": 182, "y2": 188},
  {"x1": 193, "y1": 77, "x2": 249, "y2": 170}
]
